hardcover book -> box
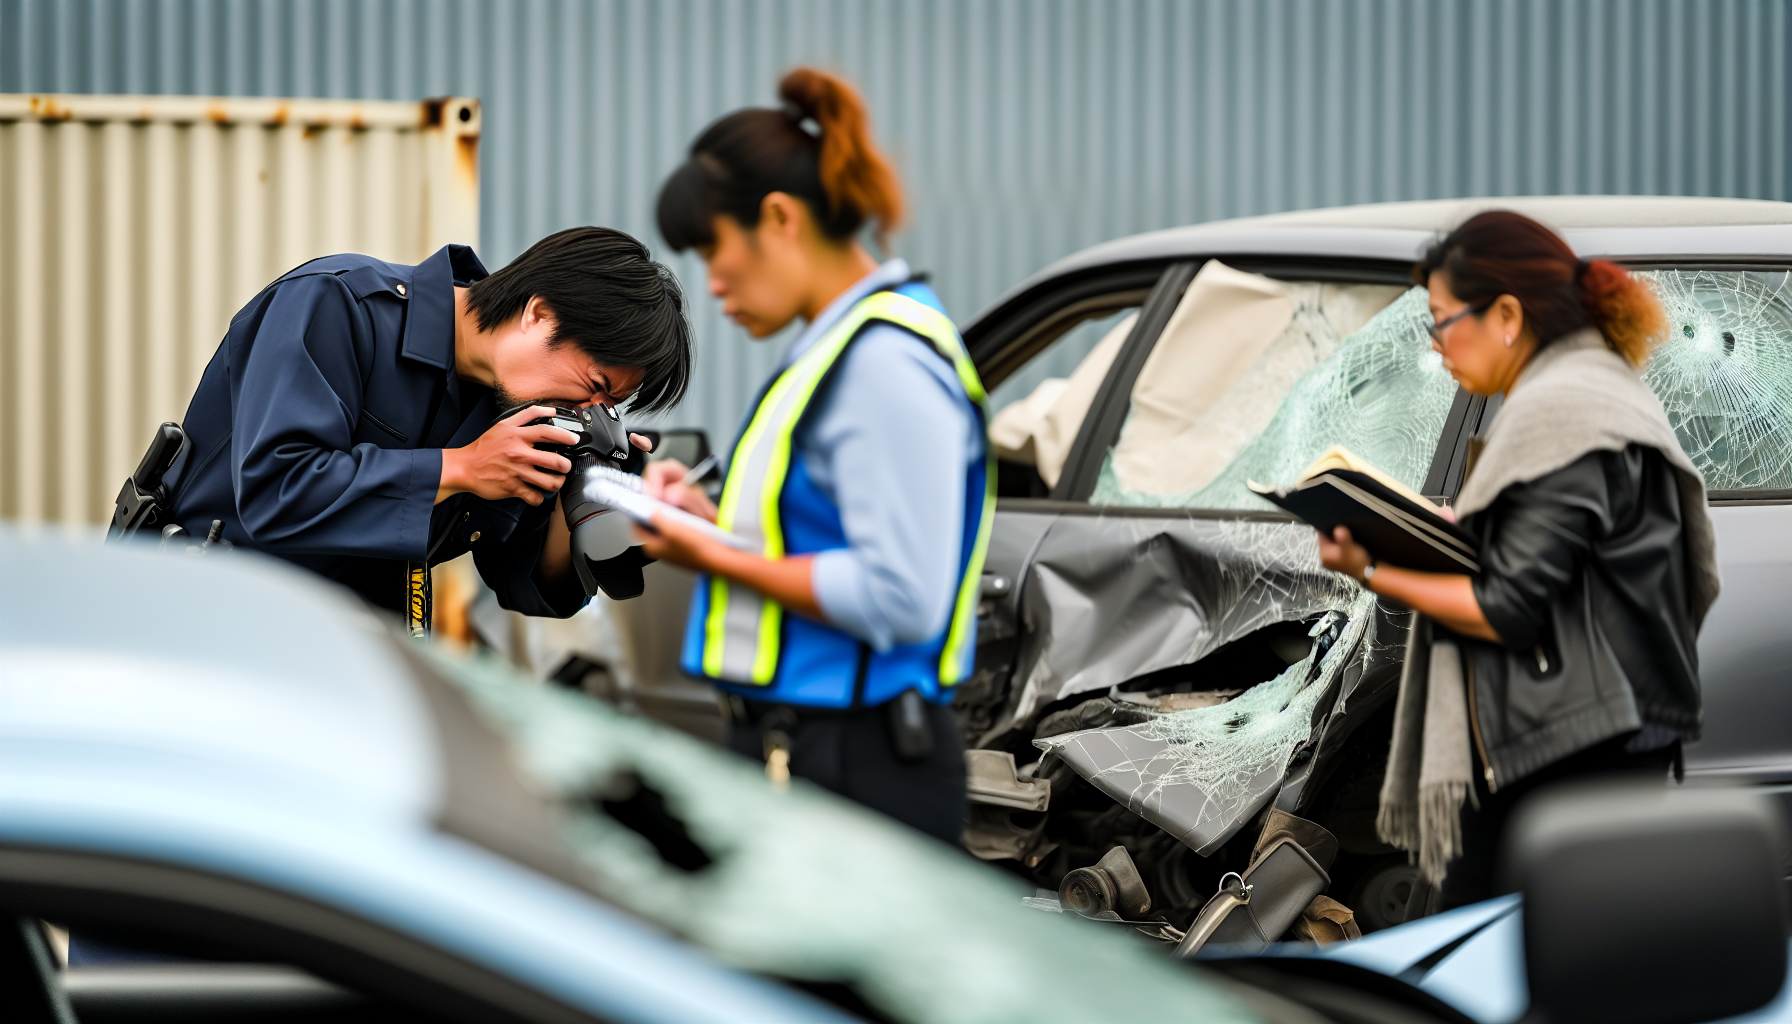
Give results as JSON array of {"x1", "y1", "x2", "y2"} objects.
[{"x1": 1251, "y1": 447, "x2": 1479, "y2": 574}]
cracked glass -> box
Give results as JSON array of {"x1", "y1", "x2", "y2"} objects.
[
  {"x1": 1092, "y1": 280, "x2": 1456, "y2": 509},
  {"x1": 1638, "y1": 270, "x2": 1792, "y2": 493},
  {"x1": 994, "y1": 516, "x2": 1361, "y2": 736},
  {"x1": 1034, "y1": 592, "x2": 1378, "y2": 854}
]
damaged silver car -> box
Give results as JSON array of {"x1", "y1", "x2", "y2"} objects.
[{"x1": 613, "y1": 195, "x2": 1792, "y2": 947}]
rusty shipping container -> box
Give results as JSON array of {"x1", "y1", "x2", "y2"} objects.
[{"x1": 0, "y1": 93, "x2": 480, "y2": 528}]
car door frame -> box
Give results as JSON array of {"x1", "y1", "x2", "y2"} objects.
[{"x1": 0, "y1": 845, "x2": 590, "y2": 1024}]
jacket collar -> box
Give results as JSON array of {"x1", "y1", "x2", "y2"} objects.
[{"x1": 401, "y1": 244, "x2": 489, "y2": 370}]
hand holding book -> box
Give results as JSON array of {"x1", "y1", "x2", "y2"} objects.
[
  {"x1": 1266, "y1": 449, "x2": 1501, "y2": 640},
  {"x1": 1251, "y1": 446, "x2": 1480, "y2": 575}
]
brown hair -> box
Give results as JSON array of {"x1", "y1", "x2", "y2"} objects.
[
  {"x1": 657, "y1": 68, "x2": 904, "y2": 251},
  {"x1": 1413, "y1": 210, "x2": 1666, "y2": 367}
]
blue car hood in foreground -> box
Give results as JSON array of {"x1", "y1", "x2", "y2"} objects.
[
  {"x1": 0, "y1": 532, "x2": 841, "y2": 1024},
  {"x1": 0, "y1": 531, "x2": 1263, "y2": 1024}
]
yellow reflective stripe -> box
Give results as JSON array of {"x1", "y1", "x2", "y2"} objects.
[
  {"x1": 852, "y1": 294, "x2": 986, "y2": 403},
  {"x1": 845, "y1": 296, "x2": 995, "y2": 686},
  {"x1": 705, "y1": 351, "x2": 800, "y2": 676},
  {"x1": 709, "y1": 300, "x2": 883, "y2": 683},
  {"x1": 702, "y1": 575, "x2": 730, "y2": 677},
  {"x1": 938, "y1": 450, "x2": 996, "y2": 683},
  {"x1": 701, "y1": 289, "x2": 990, "y2": 687}
]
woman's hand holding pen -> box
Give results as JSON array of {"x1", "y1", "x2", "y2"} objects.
[
  {"x1": 640, "y1": 459, "x2": 720, "y2": 522},
  {"x1": 633, "y1": 458, "x2": 725, "y2": 569}
]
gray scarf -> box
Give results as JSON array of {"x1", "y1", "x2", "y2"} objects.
[{"x1": 1377, "y1": 329, "x2": 1721, "y2": 884}]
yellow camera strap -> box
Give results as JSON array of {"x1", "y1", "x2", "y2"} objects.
[{"x1": 405, "y1": 560, "x2": 431, "y2": 638}]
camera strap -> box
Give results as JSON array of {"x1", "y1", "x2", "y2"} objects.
[{"x1": 405, "y1": 561, "x2": 432, "y2": 638}]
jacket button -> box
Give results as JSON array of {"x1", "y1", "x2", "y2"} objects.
[
  {"x1": 468, "y1": 531, "x2": 481, "y2": 543},
  {"x1": 395, "y1": 283, "x2": 407, "y2": 296}
]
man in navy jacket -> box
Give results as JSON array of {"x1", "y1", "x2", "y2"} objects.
[{"x1": 166, "y1": 227, "x2": 690, "y2": 619}]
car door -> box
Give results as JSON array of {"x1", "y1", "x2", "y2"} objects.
[
  {"x1": 958, "y1": 255, "x2": 1471, "y2": 923},
  {"x1": 960, "y1": 256, "x2": 1449, "y2": 748}
]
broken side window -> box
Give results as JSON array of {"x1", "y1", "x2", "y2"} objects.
[
  {"x1": 1638, "y1": 270, "x2": 1792, "y2": 493},
  {"x1": 988, "y1": 307, "x2": 1141, "y2": 491},
  {"x1": 1088, "y1": 261, "x2": 1446, "y2": 510}
]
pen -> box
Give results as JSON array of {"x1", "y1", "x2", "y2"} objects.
[{"x1": 681, "y1": 454, "x2": 719, "y2": 486}]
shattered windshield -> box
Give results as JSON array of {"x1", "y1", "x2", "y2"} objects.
[
  {"x1": 1638, "y1": 269, "x2": 1792, "y2": 493},
  {"x1": 1086, "y1": 262, "x2": 1453, "y2": 510}
]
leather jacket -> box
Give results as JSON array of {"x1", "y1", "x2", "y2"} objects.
[{"x1": 1454, "y1": 444, "x2": 1701, "y2": 787}]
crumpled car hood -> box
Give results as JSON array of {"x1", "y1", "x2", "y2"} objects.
[
  {"x1": 1038, "y1": 593, "x2": 1376, "y2": 855},
  {"x1": 993, "y1": 513, "x2": 1359, "y2": 738}
]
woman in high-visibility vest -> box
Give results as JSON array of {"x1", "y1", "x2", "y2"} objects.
[{"x1": 640, "y1": 68, "x2": 990, "y2": 843}]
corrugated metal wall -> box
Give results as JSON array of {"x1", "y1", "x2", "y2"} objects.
[
  {"x1": 2, "y1": 0, "x2": 1787, "y2": 454},
  {"x1": 0, "y1": 94, "x2": 479, "y2": 524}
]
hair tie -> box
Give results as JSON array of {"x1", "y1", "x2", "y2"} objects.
[{"x1": 779, "y1": 103, "x2": 821, "y2": 137}]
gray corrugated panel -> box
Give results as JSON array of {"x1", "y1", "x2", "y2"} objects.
[
  {"x1": 0, "y1": 94, "x2": 478, "y2": 525},
  {"x1": 1, "y1": 0, "x2": 1786, "y2": 447}
]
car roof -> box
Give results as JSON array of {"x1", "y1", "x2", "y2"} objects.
[{"x1": 978, "y1": 195, "x2": 1792, "y2": 322}]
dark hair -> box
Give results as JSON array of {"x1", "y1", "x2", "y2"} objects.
[
  {"x1": 466, "y1": 226, "x2": 691, "y2": 412},
  {"x1": 1414, "y1": 210, "x2": 1665, "y2": 368},
  {"x1": 657, "y1": 67, "x2": 904, "y2": 252}
]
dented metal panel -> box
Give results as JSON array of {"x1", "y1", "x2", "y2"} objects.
[
  {"x1": 1040, "y1": 598, "x2": 1371, "y2": 855},
  {"x1": 0, "y1": 93, "x2": 480, "y2": 526},
  {"x1": 988, "y1": 510, "x2": 1359, "y2": 738}
]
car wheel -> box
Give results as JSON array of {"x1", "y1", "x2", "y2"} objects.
[{"x1": 1350, "y1": 855, "x2": 1424, "y2": 932}]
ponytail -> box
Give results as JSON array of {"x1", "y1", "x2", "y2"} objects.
[
  {"x1": 657, "y1": 67, "x2": 905, "y2": 252},
  {"x1": 1415, "y1": 210, "x2": 1667, "y2": 368},
  {"x1": 1578, "y1": 258, "x2": 1666, "y2": 368},
  {"x1": 778, "y1": 69, "x2": 904, "y2": 246}
]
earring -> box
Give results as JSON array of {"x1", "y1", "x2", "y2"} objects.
[{"x1": 1505, "y1": 335, "x2": 1514, "y2": 348}]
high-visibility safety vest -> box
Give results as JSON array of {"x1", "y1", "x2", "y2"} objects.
[{"x1": 680, "y1": 284, "x2": 993, "y2": 708}]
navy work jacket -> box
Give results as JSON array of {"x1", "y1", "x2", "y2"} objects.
[{"x1": 166, "y1": 244, "x2": 585, "y2": 618}]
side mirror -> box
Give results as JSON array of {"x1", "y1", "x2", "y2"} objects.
[
  {"x1": 1505, "y1": 781, "x2": 1789, "y2": 1024},
  {"x1": 646, "y1": 429, "x2": 713, "y2": 477}
]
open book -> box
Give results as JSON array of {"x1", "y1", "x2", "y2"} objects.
[{"x1": 1250, "y1": 447, "x2": 1479, "y2": 574}]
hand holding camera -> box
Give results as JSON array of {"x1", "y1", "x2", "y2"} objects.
[{"x1": 437, "y1": 405, "x2": 580, "y2": 506}]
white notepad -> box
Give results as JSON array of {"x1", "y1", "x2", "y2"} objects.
[{"x1": 581, "y1": 466, "x2": 755, "y2": 553}]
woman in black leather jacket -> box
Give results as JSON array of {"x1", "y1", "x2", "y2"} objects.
[{"x1": 1318, "y1": 211, "x2": 1721, "y2": 909}]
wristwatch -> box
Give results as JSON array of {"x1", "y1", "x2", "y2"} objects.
[{"x1": 1360, "y1": 560, "x2": 1377, "y2": 585}]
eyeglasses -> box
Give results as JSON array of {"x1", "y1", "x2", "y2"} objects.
[{"x1": 1427, "y1": 299, "x2": 1495, "y2": 341}]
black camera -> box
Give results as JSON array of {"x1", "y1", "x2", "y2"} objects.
[
  {"x1": 496, "y1": 402, "x2": 652, "y2": 600},
  {"x1": 518, "y1": 401, "x2": 634, "y2": 466}
]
